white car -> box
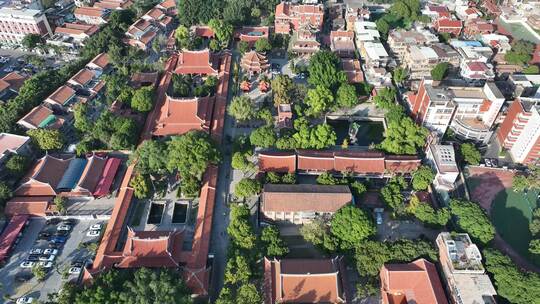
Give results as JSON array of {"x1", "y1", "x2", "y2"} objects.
[
  {"x1": 20, "y1": 261, "x2": 35, "y2": 268},
  {"x1": 39, "y1": 254, "x2": 56, "y2": 262},
  {"x1": 16, "y1": 297, "x2": 34, "y2": 304},
  {"x1": 43, "y1": 248, "x2": 58, "y2": 255},
  {"x1": 86, "y1": 230, "x2": 100, "y2": 237},
  {"x1": 69, "y1": 266, "x2": 82, "y2": 274},
  {"x1": 57, "y1": 224, "x2": 71, "y2": 231},
  {"x1": 89, "y1": 224, "x2": 102, "y2": 231},
  {"x1": 29, "y1": 248, "x2": 42, "y2": 255},
  {"x1": 38, "y1": 261, "x2": 53, "y2": 268}
]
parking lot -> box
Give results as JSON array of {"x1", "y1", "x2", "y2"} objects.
[{"x1": 0, "y1": 217, "x2": 106, "y2": 303}]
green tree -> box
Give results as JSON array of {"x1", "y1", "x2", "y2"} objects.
[
  {"x1": 119, "y1": 268, "x2": 193, "y2": 304},
  {"x1": 261, "y1": 225, "x2": 289, "y2": 257},
  {"x1": 54, "y1": 196, "x2": 68, "y2": 215},
  {"x1": 271, "y1": 75, "x2": 294, "y2": 105},
  {"x1": 307, "y1": 50, "x2": 347, "y2": 91},
  {"x1": 430, "y1": 62, "x2": 450, "y2": 81},
  {"x1": 336, "y1": 83, "x2": 358, "y2": 108},
  {"x1": 265, "y1": 172, "x2": 281, "y2": 184},
  {"x1": 236, "y1": 284, "x2": 261, "y2": 304},
  {"x1": 512, "y1": 175, "x2": 529, "y2": 192},
  {"x1": 5, "y1": 154, "x2": 29, "y2": 177},
  {"x1": 350, "y1": 181, "x2": 367, "y2": 197},
  {"x1": 331, "y1": 205, "x2": 376, "y2": 249},
  {"x1": 131, "y1": 86, "x2": 154, "y2": 112},
  {"x1": 228, "y1": 204, "x2": 256, "y2": 250},
  {"x1": 73, "y1": 103, "x2": 92, "y2": 133},
  {"x1": 460, "y1": 143, "x2": 481, "y2": 165},
  {"x1": 305, "y1": 85, "x2": 334, "y2": 115},
  {"x1": 0, "y1": 181, "x2": 12, "y2": 206},
  {"x1": 411, "y1": 166, "x2": 434, "y2": 191},
  {"x1": 281, "y1": 173, "x2": 296, "y2": 184},
  {"x1": 530, "y1": 208, "x2": 540, "y2": 236},
  {"x1": 505, "y1": 40, "x2": 534, "y2": 66},
  {"x1": 407, "y1": 195, "x2": 450, "y2": 226},
  {"x1": 130, "y1": 174, "x2": 151, "y2": 199},
  {"x1": 249, "y1": 126, "x2": 276, "y2": 148},
  {"x1": 380, "y1": 176, "x2": 407, "y2": 214},
  {"x1": 131, "y1": 140, "x2": 169, "y2": 174},
  {"x1": 258, "y1": 108, "x2": 274, "y2": 126},
  {"x1": 379, "y1": 117, "x2": 428, "y2": 155},
  {"x1": 174, "y1": 25, "x2": 192, "y2": 50},
  {"x1": 228, "y1": 96, "x2": 256, "y2": 121},
  {"x1": 529, "y1": 239, "x2": 540, "y2": 254},
  {"x1": 223, "y1": 0, "x2": 251, "y2": 25},
  {"x1": 167, "y1": 131, "x2": 221, "y2": 180},
  {"x1": 32, "y1": 264, "x2": 47, "y2": 281},
  {"x1": 483, "y1": 248, "x2": 540, "y2": 304},
  {"x1": 224, "y1": 255, "x2": 251, "y2": 285},
  {"x1": 238, "y1": 41, "x2": 249, "y2": 54},
  {"x1": 307, "y1": 123, "x2": 337, "y2": 149},
  {"x1": 254, "y1": 38, "x2": 272, "y2": 53},
  {"x1": 234, "y1": 178, "x2": 262, "y2": 198},
  {"x1": 231, "y1": 152, "x2": 254, "y2": 172},
  {"x1": 299, "y1": 218, "x2": 338, "y2": 252},
  {"x1": 523, "y1": 65, "x2": 539, "y2": 74},
  {"x1": 22, "y1": 33, "x2": 42, "y2": 50},
  {"x1": 375, "y1": 18, "x2": 390, "y2": 36},
  {"x1": 180, "y1": 175, "x2": 200, "y2": 198},
  {"x1": 390, "y1": 1, "x2": 411, "y2": 19},
  {"x1": 317, "y1": 172, "x2": 339, "y2": 185},
  {"x1": 393, "y1": 67, "x2": 408, "y2": 84},
  {"x1": 208, "y1": 19, "x2": 233, "y2": 48},
  {"x1": 28, "y1": 129, "x2": 64, "y2": 151},
  {"x1": 449, "y1": 199, "x2": 495, "y2": 244}
]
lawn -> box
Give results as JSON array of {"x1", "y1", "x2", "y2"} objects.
[{"x1": 491, "y1": 188, "x2": 540, "y2": 259}]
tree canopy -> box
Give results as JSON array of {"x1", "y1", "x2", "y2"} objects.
[
  {"x1": 407, "y1": 195, "x2": 450, "y2": 226},
  {"x1": 234, "y1": 178, "x2": 262, "y2": 199},
  {"x1": 380, "y1": 176, "x2": 407, "y2": 215},
  {"x1": 330, "y1": 205, "x2": 376, "y2": 249},
  {"x1": 166, "y1": 131, "x2": 221, "y2": 180},
  {"x1": 131, "y1": 140, "x2": 169, "y2": 174},
  {"x1": 379, "y1": 116, "x2": 428, "y2": 155},
  {"x1": 249, "y1": 126, "x2": 277, "y2": 148},
  {"x1": 460, "y1": 143, "x2": 481, "y2": 165},
  {"x1": 261, "y1": 225, "x2": 289, "y2": 257},
  {"x1": 411, "y1": 166, "x2": 434, "y2": 191},
  {"x1": 430, "y1": 62, "x2": 450, "y2": 81},
  {"x1": 336, "y1": 83, "x2": 359, "y2": 108},
  {"x1": 505, "y1": 40, "x2": 535, "y2": 66},
  {"x1": 305, "y1": 85, "x2": 334, "y2": 116},
  {"x1": 254, "y1": 38, "x2": 272, "y2": 53},
  {"x1": 28, "y1": 129, "x2": 64, "y2": 151},
  {"x1": 130, "y1": 86, "x2": 154, "y2": 112},
  {"x1": 449, "y1": 199, "x2": 495, "y2": 244},
  {"x1": 307, "y1": 50, "x2": 347, "y2": 92},
  {"x1": 228, "y1": 96, "x2": 256, "y2": 122},
  {"x1": 271, "y1": 75, "x2": 294, "y2": 105},
  {"x1": 130, "y1": 174, "x2": 151, "y2": 199}
]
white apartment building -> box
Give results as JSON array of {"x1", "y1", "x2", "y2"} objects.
[
  {"x1": 426, "y1": 144, "x2": 459, "y2": 191},
  {"x1": 410, "y1": 79, "x2": 505, "y2": 142},
  {"x1": 360, "y1": 41, "x2": 390, "y2": 68},
  {"x1": 436, "y1": 233, "x2": 497, "y2": 304},
  {"x1": 0, "y1": 7, "x2": 52, "y2": 44},
  {"x1": 387, "y1": 28, "x2": 438, "y2": 63}
]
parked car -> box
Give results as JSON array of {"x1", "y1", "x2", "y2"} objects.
[
  {"x1": 69, "y1": 266, "x2": 82, "y2": 275},
  {"x1": 39, "y1": 254, "x2": 56, "y2": 262},
  {"x1": 0, "y1": 56, "x2": 9, "y2": 64},
  {"x1": 484, "y1": 159, "x2": 492, "y2": 167},
  {"x1": 55, "y1": 230, "x2": 69, "y2": 237},
  {"x1": 491, "y1": 158, "x2": 499, "y2": 167},
  {"x1": 49, "y1": 236, "x2": 67, "y2": 244},
  {"x1": 87, "y1": 230, "x2": 100, "y2": 237},
  {"x1": 27, "y1": 255, "x2": 40, "y2": 262},
  {"x1": 89, "y1": 224, "x2": 102, "y2": 231},
  {"x1": 62, "y1": 219, "x2": 77, "y2": 225},
  {"x1": 38, "y1": 261, "x2": 53, "y2": 268},
  {"x1": 38, "y1": 232, "x2": 51, "y2": 239},
  {"x1": 16, "y1": 297, "x2": 34, "y2": 304},
  {"x1": 15, "y1": 273, "x2": 33, "y2": 282},
  {"x1": 20, "y1": 261, "x2": 35, "y2": 268},
  {"x1": 29, "y1": 248, "x2": 42, "y2": 255},
  {"x1": 43, "y1": 249, "x2": 58, "y2": 255},
  {"x1": 374, "y1": 208, "x2": 384, "y2": 225},
  {"x1": 57, "y1": 224, "x2": 71, "y2": 231},
  {"x1": 48, "y1": 243, "x2": 62, "y2": 249},
  {"x1": 46, "y1": 218, "x2": 61, "y2": 225}
]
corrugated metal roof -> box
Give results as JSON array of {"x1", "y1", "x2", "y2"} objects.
[{"x1": 57, "y1": 158, "x2": 87, "y2": 190}]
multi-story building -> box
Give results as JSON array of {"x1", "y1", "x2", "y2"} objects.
[
  {"x1": 436, "y1": 233, "x2": 497, "y2": 304},
  {"x1": 459, "y1": 61, "x2": 495, "y2": 81},
  {"x1": 360, "y1": 41, "x2": 390, "y2": 68},
  {"x1": 403, "y1": 43, "x2": 459, "y2": 80},
  {"x1": 274, "y1": 2, "x2": 324, "y2": 34},
  {"x1": 434, "y1": 18, "x2": 463, "y2": 36},
  {"x1": 290, "y1": 25, "x2": 320, "y2": 56},
  {"x1": 74, "y1": 6, "x2": 110, "y2": 25},
  {"x1": 426, "y1": 144, "x2": 459, "y2": 191},
  {"x1": 497, "y1": 99, "x2": 540, "y2": 164},
  {"x1": 330, "y1": 30, "x2": 355, "y2": 58},
  {"x1": 387, "y1": 28, "x2": 438, "y2": 63},
  {"x1": 0, "y1": 7, "x2": 52, "y2": 45},
  {"x1": 261, "y1": 184, "x2": 352, "y2": 224},
  {"x1": 408, "y1": 79, "x2": 505, "y2": 142}
]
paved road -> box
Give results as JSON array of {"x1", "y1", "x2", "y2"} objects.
[{"x1": 208, "y1": 50, "x2": 238, "y2": 301}]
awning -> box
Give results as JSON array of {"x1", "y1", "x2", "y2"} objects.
[
  {"x1": 38, "y1": 115, "x2": 56, "y2": 128},
  {"x1": 57, "y1": 158, "x2": 88, "y2": 190},
  {"x1": 93, "y1": 158, "x2": 121, "y2": 197},
  {"x1": 0, "y1": 215, "x2": 29, "y2": 262}
]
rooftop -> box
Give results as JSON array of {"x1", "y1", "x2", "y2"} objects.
[
  {"x1": 438, "y1": 232, "x2": 484, "y2": 273},
  {"x1": 430, "y1": 144, "x2": 458, "y2": 174},
  {"x1": 0, "y1": 133, "x2": 29, "y2": 160},
  {"x1": 262, "y1": 184, "x2": 352, "y2": 213}
]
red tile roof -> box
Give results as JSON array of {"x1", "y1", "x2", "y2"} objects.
[
  {"x1": 74, "y1": 6, "x2": 107, "y2": 18},
  {"x1": 264, "y1": 257, "x2": 348, "y2": 304},
  {"x1": 87, "y1": 53, "x2": 110, "y2": 70},
  {"x1": 15, "y1": 155, "x2": 73, "y2": 196},
  {"x1": 46, "y1": 85, "x2": 76, "y2": 106},
  {"x1": 4, "y1": 196, "x2": 54, "y2": 216},
  {"x1": 258, "y1": 152, "x2": 296, "y2": 173},
  {"x1": 0, "y1": 133, "x2": 29, "y2": 158},
  {"x1": 153, "y1": 96, "x2": 213, "y2": 136},
  {"x1": 70, "y1": 68, "x2": 95, "y2": 86},
  {"x1": 175, "y1": 50, "x2": 218, "y2": 75},
  {"x1": 0, "y1": 215, "x2": 29, "y2": 263},
  {"x1": 262, "y1": 184, "x2": 352, "y2": 213},
  {"x1": 192, "y1": 26, "x2": 215, "y2": 38},
  {"x1": 380, "y1": 259, "x2": 448, "y2": 304},
  {"x1": 1, "y1": 72, "x2": 27, "y2": 92}
]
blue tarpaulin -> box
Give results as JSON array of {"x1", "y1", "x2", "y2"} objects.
[{"x1": 57, "y1": 158, "x2": 87, "y2": 190}]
